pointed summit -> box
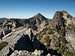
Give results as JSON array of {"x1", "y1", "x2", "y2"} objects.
[
  {"x1": 36, "y1": 13, "x2": 42, "y2": 16},
  {"x1": 31, "y1": 13, "x2": 47, "y2": 21},
  {"x1": 28, "y1": 13, "x2": 47, "y2": 28},
  {"x1": 35, "y1": 13, "x2": 44, "y2": 17}
]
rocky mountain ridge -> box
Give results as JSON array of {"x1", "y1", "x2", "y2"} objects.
[{"x1": 0, "y1": 10, "x2": 75, "y2": 56}]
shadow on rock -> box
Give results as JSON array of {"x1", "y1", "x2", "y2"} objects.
[
  {"x1": 14, "y1": 34, "x2": 47, "y2": 51},
  {"x1": 14, "y1": 34, "x2": 33, "y2": 51}
]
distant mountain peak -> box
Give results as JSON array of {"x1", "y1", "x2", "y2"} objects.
[
  {"x1": 36, "y1": 13, "x2": 43, "y2": 16},
  {"x1": 31, "y1": 13, "x2": 47, "y2": 21},
  {"x1": 28, "y1": 13, "x2": 47, "y2": 28},
  {"x1": 33, "y1": 13, "x2": 45, "y2": 18}
]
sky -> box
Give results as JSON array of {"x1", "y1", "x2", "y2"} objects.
[{"x1": 0, "y1": 0, "x2": 75, "y2": 18}]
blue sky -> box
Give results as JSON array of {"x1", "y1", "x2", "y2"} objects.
[{"x1": 0, "y1": 0, "x2": 75, "y2": 18}]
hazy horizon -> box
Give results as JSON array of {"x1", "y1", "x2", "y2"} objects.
[{"x1": 0, "y1": 0, "x2": 75, "y2": 18}]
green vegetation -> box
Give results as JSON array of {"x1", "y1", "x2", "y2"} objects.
[{"x1": 0, "y1": 42, "x2": 8, "y2": 50}]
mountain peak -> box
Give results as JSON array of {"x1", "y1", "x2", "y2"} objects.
[
  {"x1": 56, "y1": 10, "x2": 68, "y2": 13},
  {"x1": 56, "y1": 10, "x2": 68, "y2": 14},
  {"x1": 34, "y1": 13, "x2": 45, "y2": 18},
  {"x1": 31, "y1": 13, "x2": 47, "y2": 21},
  {"x1": 36, "y1": 13, "x2": 43, "y2": 16},
  {"x1": 53, "y1": 10, "x2": 72, "y2": 19}
]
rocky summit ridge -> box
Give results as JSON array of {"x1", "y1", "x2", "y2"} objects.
[{"x1": 0, "y1": 10, "x2": 75, "y2": 56}]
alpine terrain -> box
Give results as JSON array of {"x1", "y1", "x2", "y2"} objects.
[{"x1": 0, "y1": 10, "x2": 75, "y2": 56}]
